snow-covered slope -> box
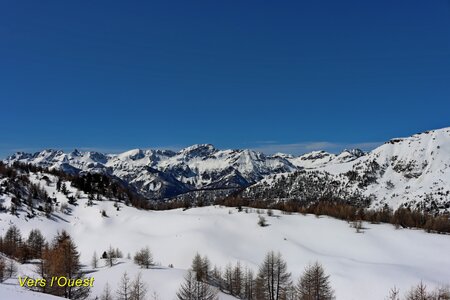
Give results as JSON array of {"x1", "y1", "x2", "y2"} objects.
[
  {"x1": 0, "y1": 284, "x2": 63, "y2": 300},
  {"x1": 245, "y1": 127, "x2": 450, "y2": 212},
  {"x1": 0, "y1": 173, "x2": 449, "y2": 300},
  {"x1": 327, "y1": 128, "x2": 450, "y2": 211},
  {"x1": 274, "y1": 149, "x2": 365, "y2": 169}
]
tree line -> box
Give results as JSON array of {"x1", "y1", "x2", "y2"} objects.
[
  {"x1": 217, "y1": 196, "x2": 450, "y2": 234},
  {"x1": 179, "y1": 252, "x2": 450, "y2": 300},
  {"x1": 178, "y1": 251, "x2": 334, "y2": 300},
  {"x1": 0, "y1": 225, "x2": 90, "y2": 299}
]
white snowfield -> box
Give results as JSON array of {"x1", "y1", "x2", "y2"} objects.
[
  {"x1": 1, "y1": 184, "x2": 450, "y2": 300},
  {"x1": 0, "y1": 284, "x2": 63, "y2": 300}
]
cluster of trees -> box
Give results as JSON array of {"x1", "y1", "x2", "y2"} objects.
[
  {"x1": 90, "y1": 246, "x2": 153, "y2": 270},
  {"x1": 1, "y1": 161, "x2": 190, "y2": 211},
  {"x1": 133, "y1": 247, "x2": 154, "y2": 269},
  {"x1": 70, "y1": 173, "x2": 148, "y2": 208},
  {"x1": 177, "y1": 269, "x2": 219, "y2": 300},
  {"x1": 240, "y1": 170, "x2": 371, "y2": 208},
  {"x1": 218, "y1": 196, "x2": 450, "y2": 234},
  {"x1": 387, "y1": 282, "x2": 450, "y2": 300},
  {"x1": 179, "y1": 251, "x2": 450, "y2": 300},
  {"x1": 178, "y1": 251, "x2": 334, "y2": 300},
  {"x1": 346, "y1": 159, "x2": 383, "y2": 188},
  {"x1": 100, "y1": 272, "x2": 150, "y2": 300},
  {"x1": 298, "y1": 202, "x2": 450, "y2": 233},
  {"x1": 90, "y1": 246, "x2": 157, "y2": 300},
  {"x1": 98, "y1": 246, "x2": 124, "y2": 267},
  {"x1": 0, "y1": 162, "x2": 54, "y2": 217},
  {"x1": 0, "y1": 225, "x2": 46, "y2": 263},
  {"x1": 36, "y1": 231, "x2": 90, "y2": 299},
  {"x1": 0, "y1": 226, "x2": 47, "y2": 283},
  {"x1": 0, "y1": 225, "x2": 90, "y2": 299},
  {"x1": 0, "y1": 162, "x2": 150, "y2": 213}
]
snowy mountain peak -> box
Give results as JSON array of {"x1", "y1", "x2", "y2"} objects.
[
  {"x1": 301, "y1": 150, "x2": 334, "y2": 160},
  {"x1": 70, "y1": 149, "x2": 82, "y2": 157},
  {"x1": 179, "y1": 143, "x2": 216, "y2": 153},
  {"x1": 272, "y1": 152, "x2": 294, "y2": 159},
  {"x1": 4, "y1": 144, "x2": 296, "y2": 199},
  {"x1": 341, "y1": 148, "x2": 365, "y2": 157},
  {"x1": 178, "y1": 144, "x2": 217, "y2": 159},
  {"x1": 3, "y1": 127, "x2": 450, "y2": 209},
  {"x1": 117, "y1": 148, "x2": 146, "y2": 161},
  {"x1": 7, "y1": 151, "x2": 32, "y2": 161}
]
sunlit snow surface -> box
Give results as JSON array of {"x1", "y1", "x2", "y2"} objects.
[{"x1": 1, "y1": 186, "x2": 449, "y2": 299}]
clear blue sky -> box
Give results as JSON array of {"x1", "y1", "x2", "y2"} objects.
[{"x1": 1, "y1": 1, "x2": 449, "y2": 157}]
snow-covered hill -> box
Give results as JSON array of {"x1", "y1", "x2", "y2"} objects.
[
  {"x1": 0, "y1": 172, "x2": 449, "y2": 300},
  {"x1": 246, "y1": 127, "x2": 450, "y2": 213},
  {"x1": 275, "y1": 148, "x2": 364, "y2": 169},
  {"x1": 4, "y1": 127, "x2": 450, "y2": 212}
]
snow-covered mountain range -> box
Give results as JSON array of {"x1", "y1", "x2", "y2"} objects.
[
  {"x1": 1, "y1": 127, "x2": 450, "y2": 299},
  {"x1": 5, "y1": 127, "x2": 450, "y2": 212},
  {"x1": 5, "y1": 144, "x2": 297, "y2": 199}
]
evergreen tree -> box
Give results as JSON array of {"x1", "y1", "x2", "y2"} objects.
[
  {"x1": 244, "y1": 267, "x2": 255, "y2": 300},
  {"x1": 177, "y1": 270, "x2": 195, "y2": 300},
  {"x1": 406, "y1": 282, "x2": 429, "y2": 300},
  {"x1": 27, "y1": 229, "x2": 46, "y2": 259},
  {"x1": 192, "y1": 253, "x2": 205, "y2": 281},
  {"x1": 232, "y1": 261, "x2": 243, "y2": 297},
  {"x1": 177, "y1": 270, "x2": 218, "y2": 300},
  {"x1": 60, "y1": 182, "x2": 69, "y2": 195},
  {"x1": 224, "y1": 263, "x2": 234, "y2": 294},
  {"x1": 202, "y1": 255, "x2": 211, "y2": 280},
  {"x1": 40, "y1": 230, "x2": 90, "y2": 299},
  {"x1": 256, "y1": 251, "x2": 291, "y2": 300},
  {"x1": 16, "y1": 242, "x2": 31, "y2": 263},
  {"x1": 4, "y1": 225, "x2": 22, "y2": 257},
  {"x1": 296, "y1": 262, "x2": 334, "y2": 300},
  {"x1": 284, "y1": 283, "x2": 297, "y2": 300},
  {"x1": 56, "y1": 178, "x2": 62, "y2": 192},
  {"x1": 210, "y1": 265, "x2": 223, "y2": 289}
]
